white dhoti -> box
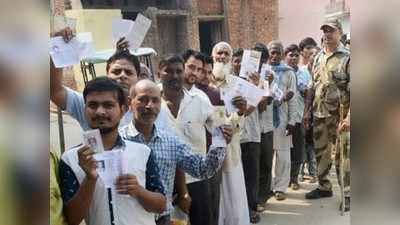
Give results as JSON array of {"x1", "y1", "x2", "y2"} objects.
[
  {"x1": 219, "y1": 160, "x2": 250, "y2": 225},
  {"x1": 272, "y1": 125, "x2": 292, "y2": 193}
]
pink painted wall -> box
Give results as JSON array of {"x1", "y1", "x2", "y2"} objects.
[{"x1": 278, "y1": 0, "x2": 331, "y2": 47}]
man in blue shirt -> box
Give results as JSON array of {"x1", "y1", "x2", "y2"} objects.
[
  {"x1": 120, "y1": 56, "x2": 233, "y2": 225},
  {"x1": 284, "y1": 44, "x2": 311, "y2": 191},
  {"x1": 50, "y1": 28, "x2": 144, "y2": 130}
]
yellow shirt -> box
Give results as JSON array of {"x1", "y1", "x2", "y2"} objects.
[{"x1": 50, "y1": 150, "x2": 68, "y2": 225}]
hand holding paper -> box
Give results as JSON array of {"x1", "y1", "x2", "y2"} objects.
[
  {"x1": 115, "y1": 174, "x2": 144, "y2": 196},
  {"x1": 272, "y1": 83, "x2": 284, "y2": 102},
  {"x1": 93, "y1": 150, "x2": 125, "y2": 189},
  {"x1": 220, "y1": 78, "x2": 265, "y2": 114},
  {"x1": 83, "y1": 129, "x2": 105, "y2": 153},
  {"x1": 239, "y1": 50, "x2": 262, "y2": 79},
  {"x1": 51, "y1": 26, "x2": 74, "y2": 42},
  {"x1": 248, "y1": 71, "x2": 261, "y2": 86},
  {"x1": 49, "y1": 32, "x2": 96, "y2": 68},
  {"x1": 111, "y1": 14, "x2": 152, "y2": 51},
  {"x1": 116, "y1": 37, "x2": 130, "y2": 52},
  {"x1": 77, "y1": 145, "x2": 98, "y2": 180},
  {"x1": 211, "y1": 127, "x2": 228, "y2": 148}
]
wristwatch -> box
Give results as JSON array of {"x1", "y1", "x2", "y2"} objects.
[{"x1": 181, "y1": 193, "x2": 190, "y2": 199}]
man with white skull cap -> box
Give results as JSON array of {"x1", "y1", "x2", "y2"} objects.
[{"x1": 211, "y1": 42, "x2": 259, "y2": 224}]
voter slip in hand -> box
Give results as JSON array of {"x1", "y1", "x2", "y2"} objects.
[
  {"x1": 111, "y1": 13, "x2": 152, "y2": 51},
  {"x1": 211, "y1": 127, "x2": 227, "y2": 148},
  {"x1": 94, "y1": 149, "x2": 127, "y2": 189},
  {"x1": 83, "y1": 129, "x2": 105, "y2": 153},
  {"x1": 272, "y1": 83, "x2": 284, "y2": 102},
  {"x1": 220, "y1": 78, "x2": 265, "y2": 114},
  {"x1": 49, "y1": 32, "x2": 95, "y2": 68},
  {"x1": 239, "y1": 50, "x2": 262, "y2": 79}
]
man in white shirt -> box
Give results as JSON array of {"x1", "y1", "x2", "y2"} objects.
[
  {"x1": 211, "y1": 41, "x2": 253, "y2": 224},
  {"x1": 251, "y1": 43, "x2": 275, "y2": 212},
  {"x1": 181, "y1": 49, "x2": 212, "y2": 103},
  {"x1": 284, "y1": 44, "x2": 311, "y2": 190},
  {"x1": 59, "y1": 77, "x2": 166, "y2": 225},
  {"x1": 158, "y1": 54, "x2": 231, "y2": 225},
  {"x1": 267, "y1": 40, "x2": 297, "y2": 201}
]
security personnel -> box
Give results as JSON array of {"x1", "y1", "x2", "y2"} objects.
[{"x1": 303, "y1": 18, "x2": 350, "y2": 211}]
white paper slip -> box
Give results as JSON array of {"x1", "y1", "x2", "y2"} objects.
[
  {"x1": 211, "y1": 127, "x2": 227, "y2": 148},
  {"x1": 220, "y1": 88, "x2": 240, "y2": 114},
  {"x1": 260, "y1": 63, "x2": 270, "y2": 81},
  {"x1": 272, "y1": 83, "x2": 284, "y2": 101},
  {"x1": 94, "y1": 150, "x2": 124, "y2": 189},
  {"x1": 49, "y1": 32, "x2": 96, "y2": 68},
  {"x1": 239, "y1": 50, "x2": 262, "y2": 79},
  {"x1": 111, "y1": 18, "x2": 134, "y2": 44},
  {"x1": 246, "y1": 88, "x2": 265, "y2": 106},
  {"x1": 234, "y1": 77, "x2": 265, "y2": 106},
  {"x1": 83, "y1": 129, "x2": 105, "y2": 153},
  {"x1": 220, "y1": 78, "x2": 265, "y2": 113},
  {"x1": 49, "y1": 37, "x2": 80, "y2": 68},
  {"x1": 210, "y1": 106, "x2": 228, "y2": 128},
  {"x1": 127, "y1": 14, "x2": 152, "y2": 51},
  {"x1": 76, "y1": 32, "x2": 96, "y2": 59},
  {"x1": 261, "y1": 80, "x2": 271, "y2": 97}
]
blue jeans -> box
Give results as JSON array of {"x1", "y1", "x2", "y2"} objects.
[{"x1": 300, "y1": 142, "x2": 317, "y2": 177}]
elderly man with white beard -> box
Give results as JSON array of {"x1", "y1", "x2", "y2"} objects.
[{"x1": 210, "y1": 42, "x2": 256, "y2": 225}]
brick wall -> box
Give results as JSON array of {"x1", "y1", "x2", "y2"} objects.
[
  {"x1": 52, "y1": 0, "x2": 78, "y2": 90},
  {"x1": 226, "y1": 0, "x2": 278, "y2": 49},
  {"x1": 62, "y1": 0, "x2": 279, "y2": 78},
  {"x1": 198, "y1": 0, "x2": 223, "y2": 15},
  {"x1": 53, "y1": 0, "x2": 65, "y2": 16}
]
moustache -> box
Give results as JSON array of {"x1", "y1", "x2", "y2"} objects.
[
  {"x1": 141, "y1": 109, "x2": 158, "y2": 116},
  {"x1": 92, "y1": 116, "x2": 111, "y2": 122},
  {"x1": 163, "y1": 78, "x2": 182, "y2": 89}
]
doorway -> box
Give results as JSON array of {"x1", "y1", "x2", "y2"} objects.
[{"x1": 199, "y1": 20, "x2": 223, "y2": 56}]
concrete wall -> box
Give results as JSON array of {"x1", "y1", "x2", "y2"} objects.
[
  {"x1": 279, "y1": 0, "x2": 330, "y2": 46},
  {"x1": 65, "y1": 9, "x2": 122, "y2": 90}
]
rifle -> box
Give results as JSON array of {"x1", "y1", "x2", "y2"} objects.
[{"x1": 338, "y1": 104, "x2": 346, "y2": 215}]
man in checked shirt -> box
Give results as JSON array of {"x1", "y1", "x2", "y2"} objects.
[{"x1": 119, "y1": 63, "x2": 233, "y2": 225}]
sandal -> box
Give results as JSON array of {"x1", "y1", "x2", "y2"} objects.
[{"x1": 250, "y1": 210, "x2": 261, "y2": 224}]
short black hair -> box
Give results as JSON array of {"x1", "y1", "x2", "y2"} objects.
[
  {"x1": 83, "y1": 77, "x2": 126, "y2": 107},
  {"x1": 106, "y1": 50, "x2": 141, "y2": 75},
  {"x1": 232, "y1": 48, "x2": 243, "y2": 57},
  {"x1": 181, "y1": 49, "x2": 205, "y2": 66},
  {"x1": 159, "y1": 54, "x2": 184, "y2": 69},
  {"x1": 284, "y1": 44, "x2": 300, "y2": 55},
  {"x1": 253, "y1": 42, "x2": 269, "y2": 62},
  {"x1": 298, "y1": 37, "x2": 318, "y2": 51},
  {"x1": 204, "y1": 55, "x2": 213, "y2": 67}
]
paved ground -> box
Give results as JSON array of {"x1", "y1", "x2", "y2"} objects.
[
  {"x1": 259, "y1": 174, "x2": 350, "y2": 225},
  {"x1": 50, "y1": 112, "x2": 350, "y2": 225}
]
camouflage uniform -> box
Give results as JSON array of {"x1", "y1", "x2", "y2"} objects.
[
  {"x1": 311, "y1": 43, "x2": 350, "y2": 192},
  {"x1": 335, "y1": 111, "x2": 350, "y2": 197}
]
